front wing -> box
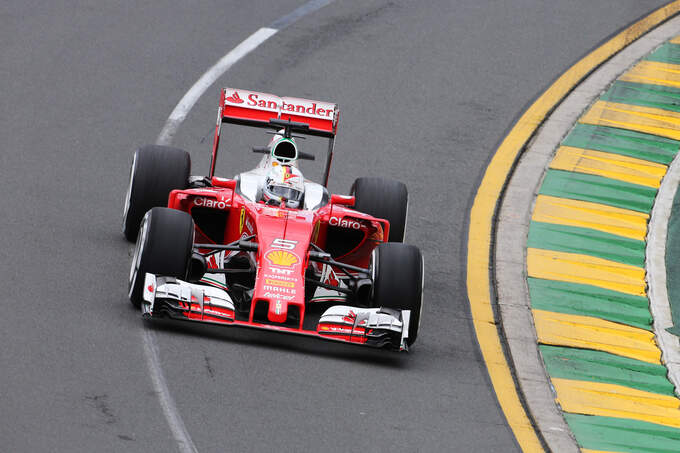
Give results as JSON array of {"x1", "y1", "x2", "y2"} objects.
[{"x1": 142, "y1": 274, "x2": 411, "y2": 351}]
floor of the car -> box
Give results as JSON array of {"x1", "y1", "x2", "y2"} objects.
[{"x1": 302, "y1": 304, "x2": 326, "y2": 331}]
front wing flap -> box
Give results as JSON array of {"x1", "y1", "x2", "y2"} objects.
[
  {"x1": 142, "y1": 273, "x2": 410, "y2": 351},
  {"x1": 142, "y1": 274, "x2": 236, "y2": 323},
  {"x1": 316, "y1": 305, "x2": 410, "y2": 350}
]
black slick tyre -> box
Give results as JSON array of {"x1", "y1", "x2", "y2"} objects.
[
  {"x1": 351, "y1": 177, "x2": 408, "y2": 242},
  {"x1": 128, "y1": 207, "x2": 195, "y2": 308},
  {"x1": 122, "y1": 145, "x2": 191, "y2": 242},
  {"x1": 370, "y1": 243, "x2": 424, "y2": 347}
]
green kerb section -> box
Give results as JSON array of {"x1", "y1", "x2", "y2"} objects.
[
  {"x1": 528, "y1": 278, "x2": 652, "y2": 330},
  {"x1": 539, "y1": 169, "x2": 657, "y2": 213},
  {"x1": 562, "y1": 123, "x2": 679, "y2": 164},
  {"x1": 601, "y1": 80, "x2": 680, "y2": 112},
  {"x1": 528, "y1": 221, "x2": 645, "y2": 267},
  {"x1": 647, "y1": 42, "x2": 680, "y2": 65},
  {"x1": 564, "y1": 413, "x2": 680, "y2": 453},
  {"x1": 540, "y1": 345, "x2": 673, "y2": 395}
]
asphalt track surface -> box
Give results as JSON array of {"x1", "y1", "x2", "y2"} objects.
[{"x1": 0, "y1": 1, "x2": 670, "y2": 451}]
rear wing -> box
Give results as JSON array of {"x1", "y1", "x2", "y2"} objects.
[
  {"x1": 211, "y1": 88, "x2": 340, "y2": 185},
  {"x1": 221, "y1": 88, "x2": 338, "y2": 136}
]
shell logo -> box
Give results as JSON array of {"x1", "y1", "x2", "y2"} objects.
[{"x1": 265, "y1": 250, "x2": 299, "y2": 267}]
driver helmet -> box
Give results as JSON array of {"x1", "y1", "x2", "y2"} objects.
[{"x1": 262, "y1": 164, "x2": 305, "y2": 209}]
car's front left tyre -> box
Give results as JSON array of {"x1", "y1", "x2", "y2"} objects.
[{"x1": 128, "y1": 207, "x2": 194, "y2": 308}]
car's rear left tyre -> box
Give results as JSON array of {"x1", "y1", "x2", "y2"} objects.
[
  {"x1": 351, "y1": 177, "x2": 408, "y2": 242},
  {"x1": 122, "y1": 145, "x2": 191, "y2": 242},
  {"x1": 370, "y1": 242, "x2": 423, "y2": 346},
  {"x1": 128, "y1": 207, "x2": 194, "y2": 308}
]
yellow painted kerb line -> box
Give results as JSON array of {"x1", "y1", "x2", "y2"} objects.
[{"x1": 465, "y1": 2, "x2": 680, "y2": 452}]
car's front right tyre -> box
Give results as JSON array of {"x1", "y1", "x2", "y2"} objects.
[
  {"x1": 122, "y1": 145, "x2": 191, "y2": 242},
  {"x1": 128, "y1": 207, "x2": 194, "y2": 308}
]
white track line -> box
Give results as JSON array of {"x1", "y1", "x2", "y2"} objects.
[
  {"x1": 156, "y1": 27, "x2": 277, "y2": 145},
  {"x1": 143, "y1": 1, "x2": 336, "y2": 451},
  {"x1": 156, "y1": 0, "x2": 336, "y2": 145},
  {"x1": 141, "y1": 329, "x2": 198, "y2": 453},
  {"x1": 149, "y1": 27, "x2": 277, "y2": 453}
]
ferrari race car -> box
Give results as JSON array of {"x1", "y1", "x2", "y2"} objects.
[{"x1": 122, "y1": 88, "x2": 423, "y2": 351}]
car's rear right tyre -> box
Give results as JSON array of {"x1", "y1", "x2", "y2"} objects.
[
  {"x1": 128, "y1": 207, "x2": 194, "y2": 308},
  {"x1": 122, "y1": 145, "x2": 191, "y2": 242},
  {"x1": 370, "y1": 242, "x2": 423, "y2": 346},
  {"x1": 351, "y1": 177, "x2": 408, "y2": 242}
]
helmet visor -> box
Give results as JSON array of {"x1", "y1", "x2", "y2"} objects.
[{"x1": 269, "y1": 184, "x2": 303, "y2": 202}]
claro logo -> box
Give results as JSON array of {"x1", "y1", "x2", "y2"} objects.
[
  {"x1": 329, "y1": 216, "x2": 361, "y2": 230},
  {"x1": 193, "y1": 197, "x2": 228, "y2": 210}
]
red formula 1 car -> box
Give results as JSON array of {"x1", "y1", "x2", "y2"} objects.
[{"x1": 122, "y1": 88, "x2": 423, "y2": 350}]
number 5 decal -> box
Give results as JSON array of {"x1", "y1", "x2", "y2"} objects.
[{"x1": 271, "y1": 238, "x2": 297, "y2": 250}]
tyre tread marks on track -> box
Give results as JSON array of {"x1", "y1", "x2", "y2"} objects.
[{"x1": 527, "y1": 36, "x2": 680, "y2": 451}]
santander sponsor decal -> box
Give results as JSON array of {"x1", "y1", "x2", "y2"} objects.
[
  {"x1": 224, "y1": 89, "x2": 335, "y2": 120},
  {"x1": 226, "y1": 91, "x2": 244, "y2": 104}
]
